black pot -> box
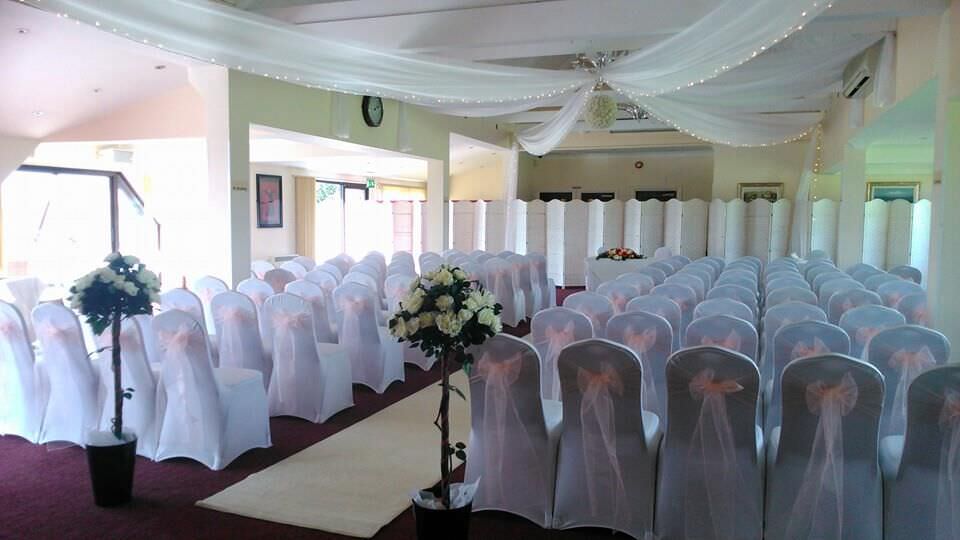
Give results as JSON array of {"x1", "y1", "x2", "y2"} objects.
[
  {"x1": 86, "y1": 434, "x2": 137, "y2": 507},
  {"x1": 412, "y1": 496, "x2": 472, "y2": 540}
]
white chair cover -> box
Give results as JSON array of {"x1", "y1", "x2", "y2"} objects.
[
  {"x1": 316, "y1": 262, "x2": 344, "y2": 284},
  {"x1": 464, "y1": 334, "x2": 561, "y2": 528},
  {"x1": 95, "y1": 317, "x2": 158, "y2": 457},
  {"x1": 701, "y1": 256, "x2": 726, "y2": 276},
  {"x1": 765, "y1": 354, "x2": 883, "y2": 540},
  {"x1": 877, "y1": 280, "x2": 925, "y2": 309},
  {"x1": 657, "y1": 346, "x2": 763, "y2": 540},
  {"x1": 236, "y1": 277, "x2": 274, "y2": 310},
  {"x1": 627, "y1": 295, "x2": 682, "y2": 351},
  {"x1": 596, "y1": 281, "x2": 641, "y2": 315},
  {"x1": 605, "y1": 312, "x2": 673, "y2": 418},
  {"x1": 827, "y1": 288, "x2": 882, "y2": 325},
  {"x1": 285, "y1": 280, "x2": 337, "y2": 344},
  {"x1": 651, "y1": 283, "x2": 697, "y2": 338},
  {"x1": 280, "y1": 261, "x2": 308, "y2": 280},
  {"x1": 483, "y1": 258, "x2": 526, "y2": 327},
  {"x1": 292, "y1": 255, "x2": 316, "y2": 271},
  {"x1": 882, "y1": 365, "x2": 960, "y2": 540},
  {"x1": 329, "y1": 254, "x2": 354, "y2": 275},
  {"x1": 351, "y1": 262, "x2": 384, "y2": 291},
  {"x1": 681, "y1": 265, "x2": 715, "y2": 290},
  {"x1": 262, "y1": 294, "x2": 353, "y2": 423},
  {"x1": 637, "y1": 266, "x2": 667, "y2": 286},
  {"x1": 766, "y1": 276, "x2": 810, "y2": 293},
  {"x1": 845, "y1": 263, "x2": 879, "y2": 276},
  {"x1": 507, "y1": 254, "x2": 541, "y2": 317},
  {"x1": 343, "y1": 272, "x2": 379, "y2": 297},
  {"x1": 32, "y1": 303, "x2": 98, "y2": 446},
  {"x1": 553, "y1": 339, "x2": 661, "y2": 539},
  {"x1": 530, "y1": 307, "x2": 593, "y2": 401},
  {"x1": 654, "y1": 246, "x2": 673, "y2": 259},
  {"x1": 665, "y1": 273, "x2": 706, "y2": 303},
  {"x1": 383, "y1": 274, "x2": 416, "y2": 314},
  {"x1": 250, "y1": 259, "x2": 274, "y2": 279},
  {"x1": 766, "y1": 321, "x2": 851, "y2": 433},
  {"x1": 694, "y1": 298, "x2": 755, "y2": 325},
  {"x1": 817, "y1": 278, "x2": 865, "y2": 311},
  {"x1": 211, "y1": 291, "x2": 269, "y2": 384},
  {"x1": 852, "y1": 266, "x2": 884, "y2": 284},
  {"x1": 803, "y1": 261, "x2": 837, "y2": 282},
  {"x1": 0, "y1": 301, "x2": 42, "y2": 442},
  {"x1": 868, "y1": 325, "x2": 950, "y2": 439},
  {"x1": 304, "y1": 270, "x2": 340, "y2": 334},
  {"x1": 896, "y1": 293, "x2": 932, "y2": 327},
  {"x1": 706, "y1": 284, "x2": 758, "y2": 316},
  {"x1": 529, "y1": 253, "x2": 556, "y2": 309},
  {"x1": 193, "y1": 275, "x2": 229, "y2": 336},
  {"x1": 563, "y1": 291, "x2": 614, "y2": 338},
  {"x1": 760, "y1": 302, "x2": 828, "y2": 379},
  {"x1": 766, "y1": 286, "x2": 818, "y2": 309},
  {"x1": 719, "y1": 269, "x2": 759, "y2": 284},
  {"x1": 133, "y1": 314, "x2": 161, "y2": 364},
  {"x1": 332, "y1": 282, "x2": 404, "y2": 393},
  {"x1": 616, "y1": 273, "x2": 655, "y2": 296},
  {"x1": 160, "y1": 288, "x2": 207, "y2": 333},
  {"x1": 649, "y1": 261, "x2": 676, "y2": 278},
  {"x1": 153, "y1": 309, "x2": 271, "y2": 470},
  {"x1": 684, "y1": 314, "x2": 759, "y2": 363},
  {"x1": 765, "y1": 267, "x2": 802, "y2": 283},
  {"x1": 839, "y1": 305, "x2": 907, "y2": 359},
  {"x1": 264, "y1": 268, "x2": 296, "y2": 294},
  {"x1": 811, "y1": 271, "x2": 848, "y2": 295},
  {"x1": 715, "y1": 275, "x2": 757, "y2": 293},
  {"x1": 865, "y1": 273, "x2": 901, "y2": 291},
  {"x1": 887, "y1": 264, "x2": 923, "y2": 284}
]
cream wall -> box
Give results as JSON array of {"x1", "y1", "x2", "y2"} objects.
[
  {"x1": 517, "y1": 148, "x2": 714, "y2": 201},
  {"x1": 450, "y1": 156, "x2": 505, "y2": 200},
  {"x1": 249, "y1": 164, "x2": 299, "y2": 262},
  {"x1": 712, "y1": 142, "x2": 808, "y2": 201}
]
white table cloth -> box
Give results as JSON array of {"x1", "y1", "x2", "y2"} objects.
[{"x1": 584, "y1": 258, "x2": 651, "y2": 291}]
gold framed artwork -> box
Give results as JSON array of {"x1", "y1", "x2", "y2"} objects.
[
  {"x1": 737, "y1": 182, "x2": 784, "y2": 203},
  {"x1": 866, "y1": 181, "x2": 920, "y2": 203}
]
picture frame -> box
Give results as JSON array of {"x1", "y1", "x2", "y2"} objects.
[
  {"x1": 635, "y1": 189, "x2": 678, "y2": 202},
  {"x1": 866, "y1": 181, "x2": 920, "y2": 203},
  {"x1": 256, "y1": 174, "x2": 283, "y2": 228},
  {"x1": 581, "y1": 192, "x2": 616, "y2": 202},
  {"x1": 539, "y1": 191, "x2": 573, "y2": 202},
  {"x1": 737, "y1": 182, "x2": 784, "y2": 203}
]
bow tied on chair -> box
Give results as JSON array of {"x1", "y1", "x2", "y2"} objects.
[
  {"x1": 38, "y1": 323, "x2": 72, "y2": 344},
  {"x1": 888, "y1": 347, "x2": 936, "y2": 437},
  {"x1": 790, "y1": 337, "x2": 829, "y2": 361},
  {"x1": 219, "y1": 306, "x2": 253, "y2": 325},
  {"x1": 273, "y1": 310, "x2": 310, "y2": 330},
  {"x1": 689, "y1": 368, "x2": 744, "y2": 400},
  {"x1": 541, "y1": 322, "x2": 575, "y2": 401},
  {"x1": 0, "y1": 320, "x2": 20, "y2": 338},
  {"x1": 474, "y1": 352, "x2": 525, "y2": 504},
  {"x1": 937, "y1": 390, "x2": 960, "y2": 539},
  {"x1": 577, "y1": 362, "x2": 628, "y2": 524},
  {"x1": 855, "y1": 326, "x2": 881, "y2": 347},
  {"x1": 624, "y1": 326, "x2": 659, "y2": 413},
  {"x1": 700, "y1": 330, "x2": 742, "y2": 353},
  {"x1": 158, "y1": 324, "x2": 197, "y2": 354},
  {"x1": 787, "y1": 372, "x2": 859, "y2": 539},
  {"x1": 251, "y1": 292, "x2": 268, "y2": 307}
]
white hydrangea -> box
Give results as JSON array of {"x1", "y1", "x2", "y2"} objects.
[
  {"x1": 464, "y1": 291, "x2": 483, "y2": 312},
  {"x1": 477, "y1": 307, "x2": 501, "y2": 333}
]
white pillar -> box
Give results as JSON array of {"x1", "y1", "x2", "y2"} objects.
[
  {"x1": 425, "y1": 158, "x2": 448, "y2": 252},
  {"x1": 836, "y1": 145, "x2": 867, "y2": 270}
]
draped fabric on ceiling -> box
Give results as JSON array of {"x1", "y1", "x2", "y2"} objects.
[{"x1": 34, "y1": 0, "x2": 875, "y2": 155}]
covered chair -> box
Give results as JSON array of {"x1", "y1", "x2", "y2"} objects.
[
  {"x1": 0, "y1": 301, "x2": 42, "y2": 442},
  {"x1": 32, "y1": 303, "x2": 97, "y2": 446},
  {"x1": 827, "y1": 288, "x2": 882, "y2": 325},
  {"x1": 315, "y1": 262, "x2": 343, "y2": 284},
  {"x1": 649, "y1": 260, "x2": 676, "y2": 278},
  {"x1": 627, "y1": 294, "x2": 682, "y2": 351},
  {"x1": 94, "y1": 317, "x2": 158, "y2": 458},
  {"x1": 264, "y1": 268, "x2": 297, "y2": 294},
  {"x1": 153, "y1": 309, "x2": 271, "y2": 470},
  {"x1": 896, "y1": 293, "x2": 932, "y2": 327},
  {"x1": 818, "y1": 278, "x2": 865, "y2": 311},
  {"x1": 563, "y1": 291, "x2": 614, "y2": 338},
  {"x1": 694, "y1": 298, "x2": 754, "y2": 325},
  {"x1": 304, "y1": 269, "x2": 341, "y2": 334},
  {"x1": 292, "y1": 255, "x2": 316, "y2": 271},
  {"x1": 868, "y1": 325, "x2": 950, "y2": 438},
  {"x1": 650, "y1": 283, "x2": 697, "y2": 338},
  {"x1": 811, "y1": 271, "x2": 849, "y2": 296},
  {"x1": 530, "y1": 307, "x2": 593, "y2": 401},
  {"x1": 865, "y1": 272, "x2": 900, "y2": 291},
  {"x1": 465, "y1": 334, "x2": 561, "y2": 528},
  {"x1": 765, "y1": 286, "x2": 818, "y2": 309},
  {"x1": 250, "y1": 259, "x2": 273, "y2": 279},
  {"x1": 615, "y1": 272, "x2": 655, "y2": 296},
  {"x1": 706, "y1": 284, "x2": 758, "y2": 316},
  {"x1": 280, "y1": 261, "x2": 308, "y2": 280},
  {"x1": 852, "y1": 265, "x2": 884, "y2": 284},
  {"x1": 596, "y1": 281, "x2": 641, "y2": 314},
  {"x1": 553, "y1": 339, "x2": 662, "y2": 539},
  {"x1": 211, "y1": 291, "x2": 269, "y2": 384},
  {"x1": 839, "y1": 304, "x2": 906, "y2": 358},
  {"x1": 877, "y1": 280, "x2": 925, "y2": 309},
  {"x1": 236, "y1": 277, "x2": 274, "y2": 310},
  {"x1": 765, "y1": 276, "x2": 811, "y2": 294},
  {"x1": 285, "y1": 280, "x2": 337, "y2": 344},
  {"x1": 262, "y1": 294, "x2": 353, "y2": 423},
  {"x1": 383, "y1": 274, "x2": 416, "y2": 314},
  {"x1": 193, "y1": 275, "x2": 229, "y2": 336},
  {"x1": 766, "y1": 321, "x2": 850, "y2": 434},
  {"x1": 887, "y1": 264, "x2": 922, "y2": 284},
  {"x1": 653, "y1": 246, "x2": 672, "y2": 259},
  {"x1": 605, "y1": 311, "x2": 673, "y2": 418},
  {"x1": 656, "y1": 346, "x2": 763, "y2": 540},
  {"x1": 160, "y1": 288, "x2": 207, "y2": 333},
  {"x1": 665, "y1": 273, "x2": 706, "y2": 303},
  {"x1": 507, "y1": 254, "x2": 541, "y2": 317},
  {"x1": 483, "y1": 257, "x2": 526, "y2": 327},
  {"x1": 764, "y1": 354, "x2": 883, "y2": 540},
  {"x1": 882, "y1": 365, "x2": 960, "y2": 540},
  {"x1": 636, "y1": 265, "x2": 667, "y2": 286},
  {"x1": 681, "y1": 264, "x2": 715, "y2": 289},
  {"x1": 684, "y1": 314, "x2": 758, "y2": 363},
  {"x1": 760, "y1": 302, "x2": 828, "y2": 380},
  {"x1": 333, "y1": 282, "x2": 404, "y2": 393}
]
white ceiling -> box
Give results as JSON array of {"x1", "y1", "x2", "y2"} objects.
[{"x1": 0, "y1": 0, "x2": 197, "y2": 139}]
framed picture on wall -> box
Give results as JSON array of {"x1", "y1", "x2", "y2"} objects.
[
  {"x1": 581, "y1": 192, "x2": 616, "y2": 202},
  {"x1": 738, "y1": 182, "x2": 784, "y2": 203},
  {"x1": 635, "y1": 189, "x2": 678, "y2": 202},
  {"x1": 539, "y1": 191, "x2": 573, "y2": 202},
  {"x1": 256, "y1": 174, "x2": 283, "y2": 228},
  {"x1": 866, "y1": 181, "x2": 920, "y2": 203}
]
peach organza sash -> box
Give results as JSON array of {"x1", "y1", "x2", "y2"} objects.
[
  {"x1": 786, "y1": 372, "x2": 858, "y2": 539},
  {"x1": 541, "y1": 322, "x2": 575, "y2": 401},
  {"x1": 624, "y1": 326, "x2": 660, "y2": 415},
  {"x1": 578, "y1": 363, "x2": 629, "y2": 528},
  {"x1": 888, "y1": 347, "x2": 936, "y2": 436},
  {"x1": 937, "y1": 390, "x2": 960, "y2": 539}
]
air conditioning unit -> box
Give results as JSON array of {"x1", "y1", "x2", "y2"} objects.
[{"x1": 842, "y1": 42, "x2": 882, "y2": 99}]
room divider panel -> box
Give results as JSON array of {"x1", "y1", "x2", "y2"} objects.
[
  {"x1": 708, "y1": 199, "x2": 727, "y2": 259},
  {"x1": 452, "y1": 200, "x2": 479, "y2": 252},
  {"x1": 664, "y1": 198, "x2": 708, "y2": 259},
  {"x1": 484, "y1": 200, "x2": 507, "y2": 254},
  {"x1": 810, "y1": 199, "x2": 839, "y2": 261},
  {"x1": 562, "y1": 200, "x2": 589, "y2": 286},
  {"x1": 507, "y1": 199, "x2": 527, "y2": 254},
  {"x1": 526, "y1": 199, "x2": 546, "y2": 256},
  {"x1": 545, "y1": 200, "x2": 566, "y2": 286},
  {"x1": 863, "y1": 199, "x2": 890, "y2": 268},
  {"x1": 587, "y1": 199, "x2": 624, "y2": 254}
]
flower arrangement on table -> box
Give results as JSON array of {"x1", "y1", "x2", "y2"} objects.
[
  {"x1": 69, "y1": 253, "x2": 160, "y2": 440},
  {"x1": 389, "y1": 264, "x2": 502, "y2": 512},
  {"x1": 597, "y1": 247, "x2": 644, "y2": 261}
]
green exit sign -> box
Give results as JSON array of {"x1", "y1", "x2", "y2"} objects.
[{"x1": 366, "y1": 177, "x2": 376, "y2": 189}]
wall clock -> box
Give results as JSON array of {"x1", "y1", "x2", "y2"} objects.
[{"x1": 362, "y1": 96, "x2": 384, "y2": 127}]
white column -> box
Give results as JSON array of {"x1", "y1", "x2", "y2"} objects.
[
  {"x1": 836, "y1": 145, "x2": 867, "y2": 270},
  {"x1": 425, "y1": 158, "x2": 448, "y2": 252}
]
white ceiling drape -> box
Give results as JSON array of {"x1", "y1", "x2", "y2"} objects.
[{"x1": 31, "y1": 0, "x2": 868, "y2": 154}]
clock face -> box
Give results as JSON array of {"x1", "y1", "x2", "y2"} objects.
[{"x1": 362, "y1": 96, "x2": 383, "y2": 127}]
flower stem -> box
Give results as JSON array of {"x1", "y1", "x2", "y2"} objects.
[
  {"x1": 439, "y1": 348, "x2": 452, "y2": 508},
  {"x1": 111, "y1": 309, "x2": 123, "y2": 440}
]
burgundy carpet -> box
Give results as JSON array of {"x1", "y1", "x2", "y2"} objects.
[{"x1": 0, "y1": 289, "x2": 623, "y2": 539}]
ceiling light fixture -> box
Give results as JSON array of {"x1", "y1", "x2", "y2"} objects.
[
  {"x1": 154, "y1": 64, "x2": 166, "y2": 70},
  {"x1": 16, "y1": 27, "x2": 29, "y2": 34},
  {"x1": 32, "y1": 110, "x2": 44, "y2": 117}
]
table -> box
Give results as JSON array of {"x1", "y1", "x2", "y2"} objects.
[{"x1": 584, "y1": 258, "x2": 652, "y2": 291}]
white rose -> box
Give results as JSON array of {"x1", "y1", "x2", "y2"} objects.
[
  {"x1": 419, "y1": 311, "x2": 435, "y2": 327},
  {"x1": 481, "y1": 291, "x2": 496, "y2": 307},
  {"x1": 458, "y1": 308, "x2": 473, "y2": 322},
  {"x1": 409, "y1": 277, "x2": 421, "y2": 292},
  {"x1": 439, "y1": 314, "x2": 462, "y2": 337},
  {"x1": 435, "y1": 294, "x2": 454, "y2": 312},
  {"x1": 491, "y1": 318, "x2": 503, "y2": 333},
  {"x1": 435, "y1": 269, "x2": 454, "y2": 286},
  {"x1": 464, "y1": 291, "x2": 482, "y2": 311},
  {"x1": 477, "y1": 308, "x2": 499, "y2": 329},
  {"x1": 422, "y1": 270, "x2": 437, "y2": 282},
  {"x1": 403, "y1": 289, "x2": 425, "y2": 314},
  {"x1": 122, "y1": 255, "x2": 140, "y2": 266},
  {"x1": 390, "y1": 318, "x2": 409, "y2": 339},
  {"x1": 405, "y1": 317, "x2": 420, "y2": 335},
  {"x1": 453, "y1": 269, "x2": 467, "y2": 280},
  {"x1": 124, "y1": 282, "x2": 139, "y2": 296}
]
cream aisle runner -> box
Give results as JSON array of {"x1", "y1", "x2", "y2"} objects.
[{"x1": 197, "y1": 372, "x2": 470, "y2": 538}]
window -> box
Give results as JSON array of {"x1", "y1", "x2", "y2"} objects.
[{"x1": 539, "y1": 191, "x2": 573, "y2": 202}]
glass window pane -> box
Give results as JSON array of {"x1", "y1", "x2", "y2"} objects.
[{"x1": 314, "y1": 182, "x2": 343, "y2": 261}]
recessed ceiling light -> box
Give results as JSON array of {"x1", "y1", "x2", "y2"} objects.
[
  {"x1": 16, "y1": 27, "x2": 29, "y2": 35},
  {"x1": 154, "y1": 64, "x2": 166, "y2": 70},
  {"x1": 32, "y1": 110, "x2": 44, "y2": 117},
  {"x1": 93, "y1": 88, "x2": 102, "y2": 94}
]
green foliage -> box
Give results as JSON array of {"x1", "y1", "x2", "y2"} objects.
[{"x1": 68, "y1": 253, "x2": 160, "y2": 335}]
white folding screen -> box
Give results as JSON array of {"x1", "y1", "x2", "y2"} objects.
[
  {"x1": 587, "y1": 199, "x2": 605, "y2": 257},
  {"x1": 665, "y1": 199, "x2": 708, "y2": 259},
  {"x1": 910, "y1": 200, "x2": 931, "y2": 284},
  {"x1": 473, "y1": 200, "x2": 487, "y2": 250},
  {"x1": 391, "y1": 201, "x2": 415, "y2": 255},
  {"x1": 639, "y1": 199, "x2": 665, "y2": 259},
  {"x1": 526, "y1": 199, "x2": 546, "y2": 256},
  {"x1": 452, "y1": 200, "x2": 477, "y2": 252},
  {"x1": 507, "y1": 199, "x2": 527, "y2": 254},
  {"x1": 484, "y1": 200, "x2": 507, "y2": 253},
  {"x1": 862, "y1": 199, "x2": 890, "y2": 268},
  {"x1": 746, "y1": 199, "x2": 772, "y2": 261},
  {"x1": 769, "y1": 200, "x2": 792, "y2": 261},
  {"x1": 563, "y1": 200, "x2": 589, "y2": 286},
  {"x1": 886, "y1": 200, "x2": 913, "y2": 269},
  {"x1": 664, "y1": 199, "x2": 682, "y2": 256},
  {"x1": 708, "y1": 199, "x2": 727, "y2": 258},
  {"x1": 602, "y1": 199, "x2": 624, "y2": 249},
  {"x1": 623, "y1": 199, "x2": 642, "y2": 253},
  {"x1": 810, "y1": 199, "x2": 839, "y2": 261},
  {"x1": 545, "y1": 200, "x2": 565, "y2": 286},
  {"x1": 724, "y1": 199, "x2": 747, "y2": 261}
]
